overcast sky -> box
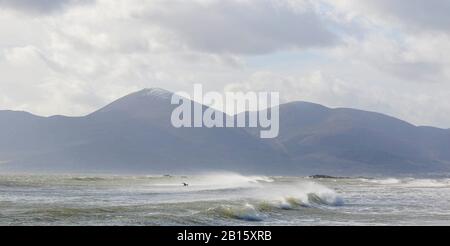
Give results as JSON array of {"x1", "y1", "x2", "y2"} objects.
[{"x1": 0, "y1": 0, "x2": 450, "y2": 128}]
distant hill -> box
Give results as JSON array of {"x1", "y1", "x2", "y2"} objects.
[
  {"x1": 1, "y1": 88, "x2": 449, "y2": 176},
  {"x1": 241, "y1": 102, "x2": 450, "y2": 175},
  {"x1": 0, "y1": 89, "x2": 286, "y2": 174}
]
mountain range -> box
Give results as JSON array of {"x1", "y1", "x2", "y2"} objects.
[{"x1": 1, "y1": 88, "x2": 449, "y2": 176}]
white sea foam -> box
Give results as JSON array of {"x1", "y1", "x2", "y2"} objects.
[
  {"x1": 402, "y1": 179, "x2": 450, "y2": 188},
  {"x1": 211, "y1": 203, "x2": 264, "y2": 221},
  {"x1": 182, "y1": 173, "x2": 342, "y2": 206},
  {"x1": 268, "y1": 182, "x2": 344, "y2": 208},
  {"x1": 5, "y1": 174, "x2": 450, "y2": 225},
  {"x1": 207, "y1": 179, "x2": 343, "y2": 222},
  {"x1": 174, "y1": 172, "x2": 274, "y2": 190},
  {"x1": 363, "y1": 178, "x2": 401, "y2": 185},
  {"x1": 360, "y1": 177, "x2": 450, "y2": 188}
]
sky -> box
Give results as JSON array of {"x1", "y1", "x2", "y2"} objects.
[{"x1": 0, "y1": 0, "x2": 449, "y2": 128}]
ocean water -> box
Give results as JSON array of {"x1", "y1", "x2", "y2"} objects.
[{"x1": 0, "y1": 173, "x2": 449, "y2": 226}]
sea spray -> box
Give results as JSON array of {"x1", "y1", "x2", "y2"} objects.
[
  {"x1": 2, "y1": 174, "x2": 449, "y2": 225},
  {"x1": 209, "y1": 203, "x2": 264, "y2": 222}
]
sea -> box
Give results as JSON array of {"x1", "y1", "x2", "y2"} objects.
[{"x1": 1, "y1": 173, "x2": 449, "y2": 226}]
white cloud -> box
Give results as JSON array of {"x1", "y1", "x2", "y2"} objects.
[
  {"x1": 0, "y1": 0, "x2": 252, "y2": 116},
  {"x1": 225, "y1": 69, "x2": 450, "y2": 127},
  {"x1": 323, "y1": 0, "x2": 450, "y2": 84},
  {"x1": 0, "y1": 0, "x2": 450, "y2": 128},
  {"x1": 140, "y1": 0, "x2": 338, "y2": 55},
  {"x1": 333, "y1": 33, "x2": 450, "y2": 84}
]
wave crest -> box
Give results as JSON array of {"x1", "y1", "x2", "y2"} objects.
[
  {"x1": 209, "y1": 203, "x2": 264, "y2": 222},
  {"x1": 359, "y1": 178, "x2": 450, "y2": 188}
]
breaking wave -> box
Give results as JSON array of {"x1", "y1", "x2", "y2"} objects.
[
  {"x1": 206, "y1": 179, "x2": 343, "y2": 221},
  {"x1": 144, "y1": 172, "x2": 275, "y2": 191},
  {"x1": 362, "y1": 178, "x2": 401, "y2": 185},
  {"x1": 359, "y1": 178, "x2": 450, "y2": 187},
  {"x1": 209, "y1": 203, "x2": 264, "y2": 222},
  {"x1": 402, "y1": 179, "x2": 450, "y2": 188},
  {"x1": 188, "y1": 173, "x2": 274, "y2": 187},
  {"x1": 70, "y1": 176, "x2": 109, "y2": 182}
]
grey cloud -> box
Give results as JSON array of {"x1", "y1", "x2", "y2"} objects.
[
  {"x1": 143, "y1": 0, "x2": 338, "y2": 55},
  {"x1": 356, "y1": 0, "x2": 450, "y2": 32},
  {"x1": 386, "y1": 62, "x2": 445, "y2": 83},
  {"x1": 0, "y1": 0, "x2": 94, "y2": 15}
]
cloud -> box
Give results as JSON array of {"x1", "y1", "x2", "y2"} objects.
[
  {"x1": 1, "y1": 0, "x2": 450, "y2": 129},
  {"x1": 0, "y1": 0, "x2": 94, "y2": 15},
  {"x1": 370, "y1": 0, "x2": 450, "y2": 32},
  {"x1": 323, "y1": 0, "x2": 450, "y2": 84},
  {"x1": 142, "y1": 0, "x2": 338, "y2": 55},
  {"x1": 335, "y1": 33, "x2": 450, "y2": 83},
  {"x1": 225, "y1": 70, "x2": 450, "y2": 127},
  {"x1": 0, "y1": 1, "x2": 249, "y2": 116},
  {"x1": 330, "y1": 0, "x2": 450, "y2": 33}
]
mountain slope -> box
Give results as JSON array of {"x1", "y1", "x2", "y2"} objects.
[
  {"x1": 1, "y1": 89, "x2": 449, "y2": 176},
  {"x1": 0, "y1": 89, "x2": 287, "y2": 174},
  {"x1": 242, "y1": 101, "x2": 450, "y2": 175}
]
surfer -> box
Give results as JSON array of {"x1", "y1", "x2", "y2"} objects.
[{"x1": 182, "y1": 182, "x2": 189, "y2": 187}]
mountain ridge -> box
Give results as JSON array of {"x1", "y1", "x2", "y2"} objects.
[{"x1": 1, "y1": 88, "x2": 449, "y2": 176}]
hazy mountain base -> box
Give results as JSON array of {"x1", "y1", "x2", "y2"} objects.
[{"x1": 1, "y1": 88, "x2": 450, "y2": 176}]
